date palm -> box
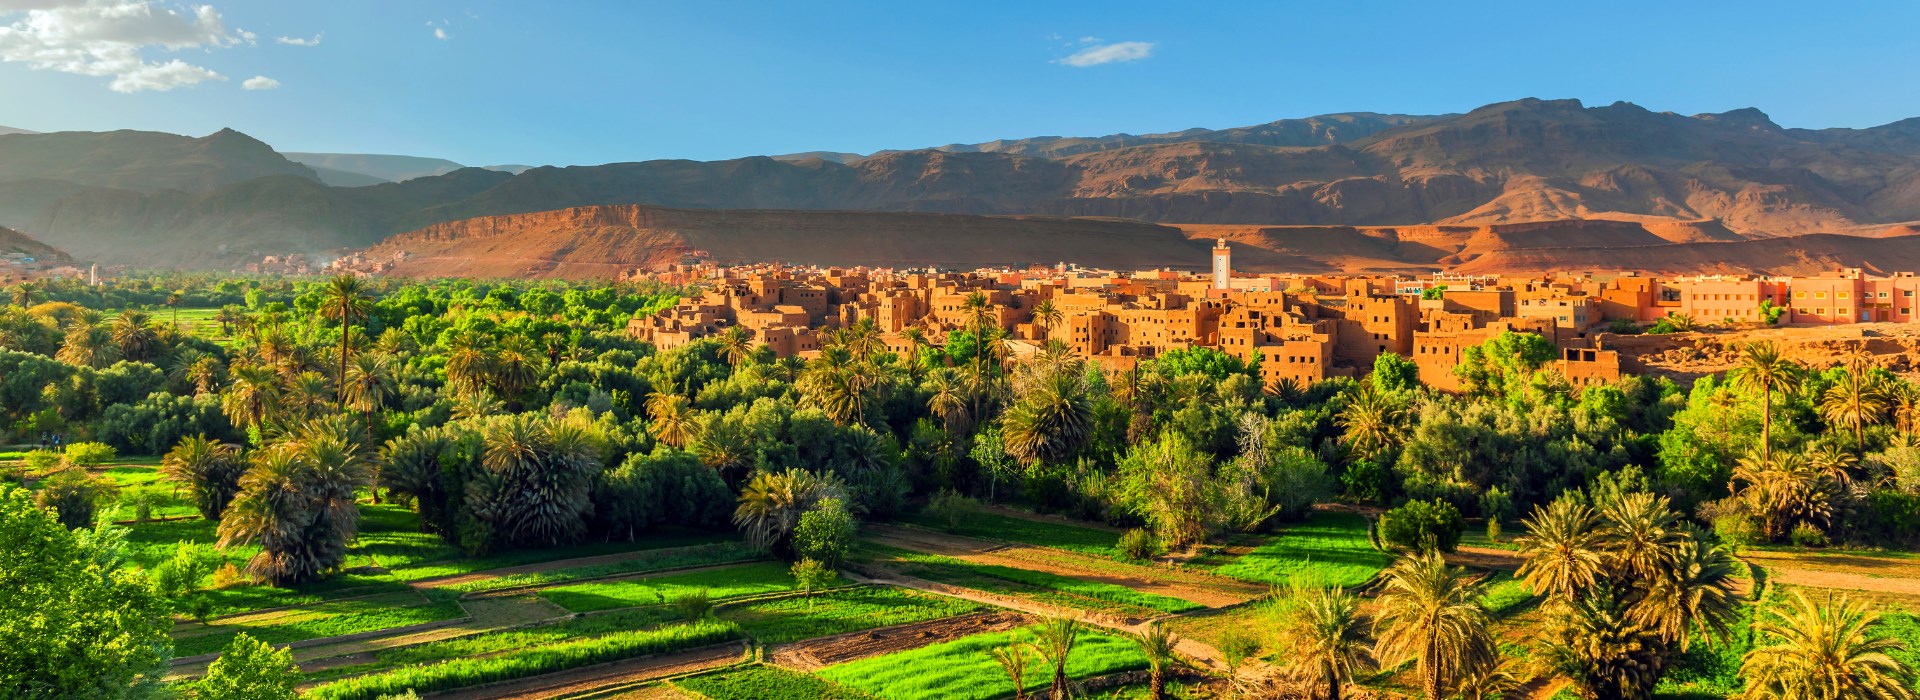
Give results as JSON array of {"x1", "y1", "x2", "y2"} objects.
[
  {"x1": 1820, "y1": 355, "x2": 1885, "y2": 449},
  {"x1": 56, "y1": 318, "x2": 117, "y2": 368},
  {"x1": 1032, "y1": 299, "x2": 1062, "y2": 341},
  {"x1": 380, "y1": 426, "x2": 460, "y2": 532},
  {"x1": 160, "y1": 435, "x2": 245, "y2": 521},
  {"x1": 844, "y1": 318, "x2": 885, "y2": 361},
  {"x1": 646, "y1": 392, "x2": 701, "y2": 448},
  {"x1": 217, "y1": 431, "x2": 370, "y2": 586},
  {"x1": 1000, "y1": 368, "x2": 1092, "y2": 466},
  {"x1": 322, "y1": 275, "x2": 373, "y2": 407},
  {"x1": 800, "y1": 345, "x2": 873, "y2": 426},
  {"x1": 717, "y1": 325, "x2": 753, "y2": 368},
  {"x1": 9, "y1": 280, "x2": 39, "y2": 307},
  {"x1": 282, "y1": 371, "x2": 333, "y2": 423},
  {"x1": 445, "y1": 330, "x2": 493, "y2": 397},
  {"x1": 1516, "y1": 497, "x2": 1606, "y2": 603},
  {"x1": 1278, "y1": 585, "x2": 1372, "y2": 700},
  {"x1": 1454, "y1": 654, "x2": 1522, "y2": 700},
  {"x1": 221, "y1": 365, "x2": 281, "y2": 432},
  {"x1": 1337, "y1": 385, "x2": 1406, "y2": 462},
  {"x1": 1133, "y1": 622, "x2": 1182, "y2": 700},
  {"x1": 990, "y1": 633, "x2": 1036, "y2": 700},
  {"x1": 1371, "y1": 551, "x2": 1492, "y2": 700},
  {"x1": 732, "y1": 468, "x2": 842, "y2": 556},
  {"x1": 927, "y1": 367, "x2": 971, "y2": 436},
  {"x1": 343, "y1": 354, "x2": 398, "y2": 501},
  {"x1": 1031, "y1": 616, "x2": 1081, "y2": 700},
  {"x1": 110, "y1": 309, "x2": 159, "y2": 362},
  {"x1": 1539, "y1": 582, "x2": 1668, "y2": 700},
  {"x1": 1734, "y1": 452, "x2": 1832, "y2": 541},
  {"x1": 1728, "y1": 341, "x2": 1803, "y2": 464},
  {"x1": 1740, "y1": 590, "x2": 1915, "y2": 700},
  {"x1": 471, "y1": 414, "x2": 601, "y2": 547},
  {"x1": 490, "y1": 335, "x2": 542, "y2": 406}
]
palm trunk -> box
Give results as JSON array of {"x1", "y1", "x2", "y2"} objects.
[
  {"x1": 1760, "y1": 383, "x2": 1772, "y2": 464},
  {"x1": 1149, "y1": 666, "x2": 1165, "y2": 700},
  {"x1": 1051, "y1": 668, "x2": 1067, "y2": 700},
  {"x1": 1424, "y1": 638, "x2": 1441, "y2": 700},
  {"x1": 1328, "y1": 675, "x2": 1341, "y2": 700}
]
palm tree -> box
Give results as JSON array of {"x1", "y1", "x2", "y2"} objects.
[
  {"x1": 214, "y1": 304, "x2": 246, "y2": 337},
  {"x1": 717, "y1": 326, "x2": 753, "y2": 368},
  {"x1": 343, "y1": 354, "x2": 397, "y2": 501},
  {"x1": 800, "y1": 345, "x2": 873, "y2": 426},
  {"x1": 1728, "y1": 341, "x2": 1804, "y2": 464},
  {"x1": 445, "y1": 331, "x2": 493, "y2": 397},
  {"x1": 282, "y1": 371, "x2": 333, "y2": 422},
  {"x1": 900, "y1": 327, "x2": 931, "y2": 379},
  {"x1": 732, "y1": 468, "x2": 841, "y2": 557},
  {"x1": 844, "y1": 318, "x2": 885, "y2": 360},
  {"x1": 927, "y1": 368, "x2": 971, "y2": 436},
  {"x1": 9, "y1": 280, "x2": 39, "y2": 307},
  {"x1": 1740, "y1": 590, "x2": 1915, "y2": 700},
  {"x1": 473, "y1": 414, "x2": 601, "y2": 547},
  {"x1": 217, "y1": 433, "x2": 370, "y2": 586},
  {"x1": 489, "y1": 335, "x2": 542, "y2": 406},
  {"x1": 647, "y1": 393, "x2": 701, "y2": 448},
  {"x1": 1371, "y1": 551, "x2": 1493, "y2": 700},
  {"x1": 1032, "y1": 299, "x2": 1062, "y2": 341},
  {"x1": 1337, "y1": 385, "x2": 1405, "y2": 462},
  {"x1": 1000, "y1": 369, "x2": 1092, "y2": 466},
  {"x1": 1889, "y1": 381, "x2": 1920, "y2": 435},
  {"x1": 1031, "y1": 617, "x2": 1081, "y2": 700},
  {"x1": 380, "y1": 426, "x2": 459, "y2": 532},
  {"x1": 1515, "y1": 497, "x2": 1606, "y2": 603},
  {"x1": 55, "y1": 319, "x2": 117, "y2": 368},
  {"x1": 1734, "y1": 452, "x2": 1832, "y2": 541},
  {"x1": 1539, "y1": 583, "x2": 1668, "y2": 700},
  {"x1": 1454, "y1": 654, "x2": 1522, "y2": 700},
  {"x1": 159, "y1": 435, "x2": 245, "y2": 521},
  {"x1": 1820, "y1": 354, "x2": 1886, "y2": 449},
  {"x1": 110, "y1": 309, "x2": 159, "y2": 362},
  {"x1": 1132, "y1": 622, "x2": 1181, "y2": 700},
  {"x1": 164, "y1": 292, "x2": 181, "y2": 328},
  {"x1": 990, "y1": 631, "x2": 1035, "y2": 700},
  {"x1": 321, "y1": 274, "x2": 372, "y2": 407},
  {"x1": 221, "y1": 365, "x2": 282, "y2": 432},
  {"x1": 1277, "y1": 585, "x2": 1371, "y2": 700}
]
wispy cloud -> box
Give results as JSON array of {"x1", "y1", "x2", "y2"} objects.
[
  {"x1": 242, "y1": 75, "x2": 278, "y2": 90},
  {"x1": 426, "y1": 19, "x2": 448, "y2": 40},
  {"x1": 276, "y1": 33, "x2": 321, "y2": 47},
  {"x1": 1057, "y1": 40, "x2": 1154, "y2": 68},
  {"x1": 0, "y1": 0, "x2": 252, "y2": 92}
]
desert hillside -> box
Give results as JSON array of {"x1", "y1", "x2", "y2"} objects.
[{"x1": 0, "y1": 225, "x2": 69, "y2": 261}]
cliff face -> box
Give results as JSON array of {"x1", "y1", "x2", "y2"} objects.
[{"x1": 343, "y1": 206, "x2": 1920, "y2": 280}]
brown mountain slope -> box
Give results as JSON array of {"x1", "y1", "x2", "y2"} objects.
[
  {"x1": 0, "y1": 225, "x2": 69, "y2": 261},
  {"x1": 0, "y1": 128, "x2": 316, "y2": 193},
  {"x1": 1451, "y1": 234, "x2": 1920, "y2": 277},
  {"x1": 351, "y1": 206, "x2": 1212, "y2": 279}
]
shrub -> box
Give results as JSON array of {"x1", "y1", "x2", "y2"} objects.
[
  {"x1": 794, "y1": 497, "x2": 856, "y2": 567},
  {"x1": 195, "y1": 633, "x2": 299, "y2": 700},
  {"x1": 1117, "y1": 528, "x2": 1158, "y2": 561},
  {"x1": 1340, "y1": 458, "x2": 1390, "y2": 503},
  {"x1": 1377, "y1": 498, "x2": 1465, "y2": 553},
  {"x1": 34, "y1": 468, "x2": 108, "y2": 529},
  {"x1": 1217, "y1": 628, "x2": 1260, "y2": 676},
  {"x1": 925, "y1": 489, "x2": 979, "y2": 532},
  {"x1": 1712, "y1": 513, "x2": 1761, "y2": 551},
  {"x1": 1789, "y1": 523, "x2": 1828, "y2": 548},
  {"x1": 152, "y1": 542, "x2": 212, "y2": 598},
  {"x1": 792, "y1": 558, "x2": 838, "y2": 602},
  {"x1": 23, "y1": 449, "x2": 60, "y2": 473},
  {"x1": 62, "y1": 441, "x2": 116, "y2": 467},
  {"x1": 671, "y1": 590, "x2": 713, "y2": 621},
  {"x1": 210, "y1": 562, "x2": 248, "y2": 589}
]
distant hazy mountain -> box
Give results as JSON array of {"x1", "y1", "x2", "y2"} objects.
[
  {"x1": 9, "y1": 98, "x2": 1920, "y2": 269},
  {"x1": 283, "y1": 152, "x2": 467, "y2": 184},
  {"x1": 0, "y1": 128, "x2": 316, "y2": 192},
  {"x1": 0, "y1": 126, "x2": 37, "y2": 136}
]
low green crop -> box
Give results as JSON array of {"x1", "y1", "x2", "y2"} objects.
[
  {"x1": 902, "y1": 511, "x2": 1121, "y2": 557},
  {"x1": 538, "y1": 561, "x2": 794, "y2": 612},
  {"x1": 303, "y1": 619, "x2": 739, "y2": 700},
  {"x1": 819, "y1": 624, "x2": 1147, "y2": 700},
  {"x1": 875, "y1": 546, "x2": 1200, "y2": 615},
  {"x1": 1211, "y1": 512, "x2": 1390, "y2": 588},
  {"x1": 676, "y1": 664, "x2": 879, "y2": 700},
  {"x1": 724, "y1": 586, "x2": 981, "y2": 645}
]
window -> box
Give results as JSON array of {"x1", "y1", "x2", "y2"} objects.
[
  {"x1": 1795, "y1": 292, "x2": 1807, "y2": 299},
  {"x1": 1816, "y1": 292, "x2": 1828, "y2": 299}
]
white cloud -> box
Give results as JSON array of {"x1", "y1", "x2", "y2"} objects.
[
  {"x1": 1077, "y1": 36, "x2": 1100, "y2": 44},
  {"x1": 1057, "y1": 40, "x2": 1154, "y2": 67},
  {"x1": 275, "y1": 32, "x2": 319, "y2": 46},
  {"x1": 241, "y1": 74, "x2": 275, "y2": 90},
  {"x1": 432, "y1": 26, "x2": 446, "y2": 40},
  {"x1": 0, "y1": 0, "x2": 251, "y2": 92}
]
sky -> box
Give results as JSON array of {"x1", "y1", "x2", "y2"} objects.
[{"x1": 1, "y1": 1, "x2": 1917, "y2": 167}]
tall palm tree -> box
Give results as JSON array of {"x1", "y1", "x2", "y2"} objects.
[
  {"x1": 1728, "y1": 341, "x2": 1804, "y2": 464},
  {"x1": 1031, "y1": 616, "x2": 1081, "y2": 700},
  {"x1": 214, "y1": 304, "x2": 246, "y2": 337},
  {"x1": 9, "y1": 280, "x2": 39, "y2": 307},
  {"x1": 1515, "y1": 497, "x2": 1606, "y2": 603},
  {"x1": 844, "y1": 318, "x2": 885, "y2": 360},
  {"x1": 321, "y1": 274, "x2": 372, "y2": 407},
  {"x1": 1740, "y1": 590, "x2": 1915, "y2": 700},
  {"x1": 1032, "y1": 299, "x2": 1062, "y2": 341},
  {"x1": 282, "y1": 371, "x2": 333, "y2": 422},
  {"x1": 1888, "y1": 381, "x2": 1920, "y2": 435},
  {"x1": 1820, "y1": 354, "x2": 1886, "y2": 449},
  {"x1": 800, "y1": 345, "x2": 873, "y2": 426},
  {"x1": 343, "y1": 354, "x2": 397, "y2": 501},
  {"x1": 646, "y1": 393, "x2": 701, "y2": 448},
  {"x1": 445, "y1": 330, "x2": 493, "y2": 397},
  {"x1": 1132, "y1": 622, "x2": 1181, "y2": 700},
  {"x1": 159, "y1": 435, "x2": 245, "y2": 521},
  {"x1": 110, "y1": 309, "x2": 160, "y2": 362},
  {"x1": 1278, "y1": 585, "x2": 1372, "y2": 700},
  {"x1": 490, "y1": 335, "x2": 542, "y2": 406},
  {"x1": 55, "y1": 318, "x2": 117, "y2": 368},
  {"x1": 927, "y1": 367, "x2": 971, "y2": 436},
  {"x1": 216, "y1": 432, "x2": 370, "y2": 586},
  {"x1": 1371, "y1": 551, "x2": 1493, "y2": 700},
  {"x1": 717, "y1": 326, "x2": 753, "y2": 368}
]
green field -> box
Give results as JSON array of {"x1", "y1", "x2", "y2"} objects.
[
  {"x1": 677, "y1": 664, "x2": 880, "y2": 700},
  {"x1": 1211, "y1": 512, "x2": 1391, "y2": 588},
  {"x1": 868, "y1": 545, "x2": 1201, "y2": 616},
  {"x1": 173, "y1": 592, "x2": 464, "y2": 657},
  {"x1": 818, "y1": 625, "x2": 1149, "y2": 700},
  {"x1": 722, "y1": 586, "x2": 982, "y2": 645},
  {"x1": 537, "y1": 561, "x2": 797, "y2": 612},
  {"x1": 903, "y1": 510, "x2": 1122, "y2": 558}
]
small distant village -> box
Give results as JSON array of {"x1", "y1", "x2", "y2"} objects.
[{"x1": 624, "y1": 240, "x2": 1920, "y2": 389}]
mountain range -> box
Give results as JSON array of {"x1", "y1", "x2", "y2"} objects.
[{"x1": 3, "y1": 98, "x2": 1920, "y2": 274}]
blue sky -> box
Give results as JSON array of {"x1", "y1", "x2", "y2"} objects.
[{"x1": 1, "y1": 1, "x2": 1916, "y2": 166}]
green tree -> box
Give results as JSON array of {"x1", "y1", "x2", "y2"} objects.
[
  {"x1": 1740, "y1": 590, "x2": 1914, "y2": 700},
  {"x1": 1727, "y1": 341, "x2": 1803, "y2": 464},
  {"x1": 793, "y1": 497, "x2": 857, "y2": 567},
  {"x1": 1455, "y1": 330, "x2": 1555, "y2": 398},
  {"x1": 790, "y1": 557, "x2": 837, "y2": 605},
  {"x1": 1371, "y1": 551, "x2": 1492, "y2": 700},
  {"x1": 161, "y1": 435, "x2": 246, "y2": 521},
  {"x1": 195, "y1": 632, "x2": 299, "y2": 700},
  {"x1": 321, "y1": 275, "x2": 372, "y2": 408},
  {"x1": 217, "y1": 431, "x2": 370, "y2": 586},
  {"x1": 734, "y1": 468, "x2": 842, "y2": 558},
  {"x1": 1277, "y1": 585, "x2": 1372, "y2": 700},
  {"x1": 1377, "y1": 498, "x2": 1466, "y2": 553},
  {"x1": 1371, "y1": 352, "x2": 1421, "y2": 394},
  {"x1": 0, "y1": 486, "x2": 171, "y2": 697}
]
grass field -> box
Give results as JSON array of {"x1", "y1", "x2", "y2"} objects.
[
  {"x1": 903, "y1": 510, "x2": 1122, "y2": 558},
  {"x1": 299, "y1": 606, "x2": 686, "y2": 684},
  {"x1": 867, "y1": 545, "x2": 1201, "y2": 616},
  {"x1": 722, "y1": 586, "x2": 982, "y2": 645},
  {"x1": 173, "y1": 593, "x2": 465, "y2": 657},
  {"x1": 676, "y1": 664, "x2": 880, "y2": 700},
  {"x1": 818, "y1": 624, "x2": 1148, "y2": 700},
  {"x1": 1211, "y1": 512, "x2": 1390, "y2": 588},
  {"x1": 537, "y1": 562, "x2": 796, "y2": 612}
]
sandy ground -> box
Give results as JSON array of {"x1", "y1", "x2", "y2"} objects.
[
  {"x1": 769, "y1": 611, "x2": 1030, "y2": 670},
  {"x1": 865, "y1": 524, "x2": 1265, "y2": 608}
]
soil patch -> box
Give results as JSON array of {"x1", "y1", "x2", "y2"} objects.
[{"x1": 770, "y1": 611, "x2": 1029, "y2": 670}]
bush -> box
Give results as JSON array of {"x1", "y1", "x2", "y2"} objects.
[
  {"x1": 1117, "y1": 528, "x2": 1159, "y2": 561},
  {"x1": 210, "y1": 562, "x2": 248, "y2": 589},
  {"x1": 1712, "y1": 513, "x2": 1761, "y2": 551},
  {"x1": 23, "y1": 449, "x2": 60, "y2": 473},
  {"x1": 1789, "y1": 523, "x2": 1828, "y2": 548},
  {"x1": 792, "y1": 558, "x2": 838, "y2": 601},
  {"x1": 196, "y1": 633, "x2": 299, "y2": 700},
  {"x1": 34, "y1": 469, "x2": 108, "y2": 529},
  {"x1": 152, "y1": 542, "x2": 212, "y2": 598},
  {"x1": 794, "y1": 497, "x2": 856, "y2": 567},
  {"x1": 925, "y1": 490, "x2": 980, "y2": 533},
  {"x1": 1377, "y1": 499, "x2": 1465, "y2": 553},
  {"x1": 1340, "y1": 458, "x2": 1390, "y2": 503},
  {"x1": 62, "y1": 442, "x2": 116, "y2": 467},
  {"x1": 671, "y1": 590, "x2": 713, "y2": 621}
]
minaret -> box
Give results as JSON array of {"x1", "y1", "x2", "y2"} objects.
[{"x1": 1211, "y1": 238, "x2": 1231, "y2": 290}]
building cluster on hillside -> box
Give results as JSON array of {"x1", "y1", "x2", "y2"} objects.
[
  {"x1": 1, "y1": 252, "x2": 87, "y2": 286},
  {"x1": 625, "y1": 242, "x2": 1916, "y2": 390}
]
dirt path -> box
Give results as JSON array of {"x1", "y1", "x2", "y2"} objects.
[
  {"x1": 1742, "y1": 549, "x2": 1920, "y2": 601},
  {"x1": 1448, "y1": 545, "x2": 1524, "y2": 572},
  {"x1": 770, "y1": 611, "x2": 1030, "y2": 670},
  {"x1": 977, "y1": 504, "x2": 1128, "y2": 533},
  {"x1": 427, "y1": 643, "x2": 746, "y2": 700},
  {"x1": 867, "y1": 524, "x2": 1264, "y2": 608}
]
